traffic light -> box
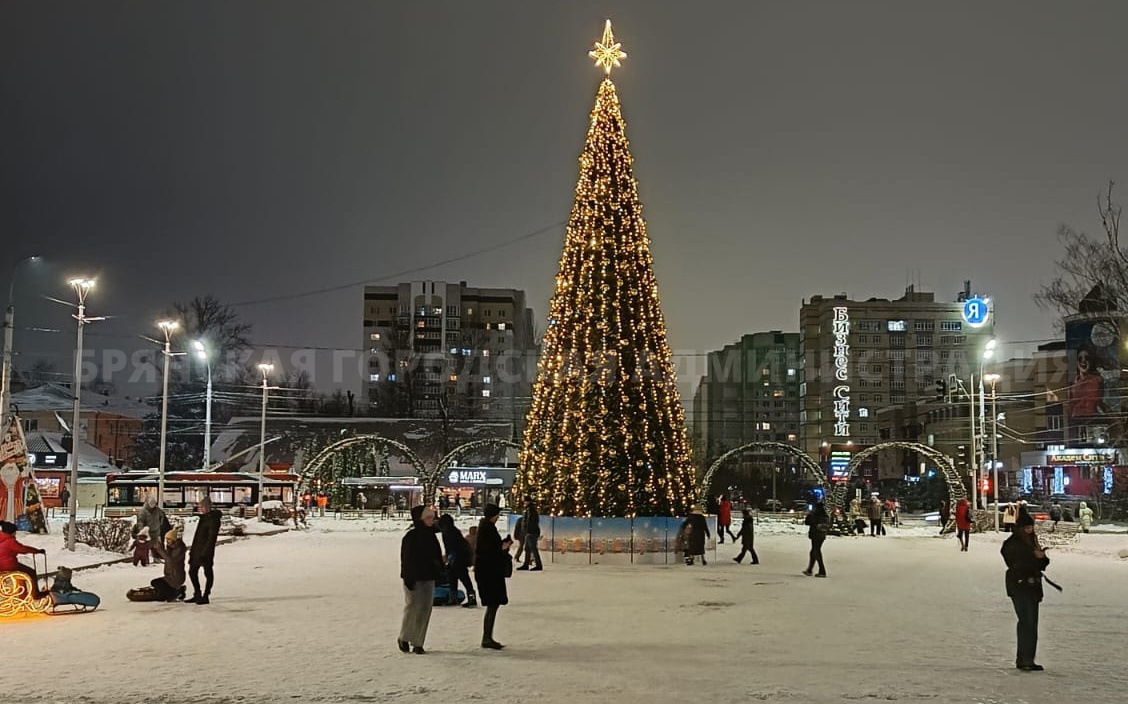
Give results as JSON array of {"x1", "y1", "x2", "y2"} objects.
[
  {"x1": 956, "y1": 444, "x2": 969, "y2": 470},
  {"x1": 935, "y1": 378, "x2": 948, "y2": 402}
]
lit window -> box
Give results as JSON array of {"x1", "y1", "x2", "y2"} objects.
[
  {"x1": 482, "y1": 350, "x2": 490, "y2": 357},
  {"x1": 498, "y1": 322, "x2": 506, "y2": 330},
  {"x1": 388, "y1": 374, "x2": 397, "y2": 382},
  {"x1": 450, "y1": 347, "x2": 459, "y2": 355},
  {"x1": 369, "y1": 374, "x2": 380, "y2": 382},
  {"x1": 462, "y1": 348, "x2": 472, "y2": 356},
  {"x1": 486, "y1": 323, "x2": 492, "y2": 330},
  {"x1": 482, "y1": 390, "x2": 491, "y2": 398},
  {"x1": 416, "y1": 321, "x2": 426, "y2": 328},
  {"x1": 787, "y1": 433, "x2": 797, "y2": 442},
  {"x1": 762, "y1": 422, "x2": 771, "y2": 430},
  {"x1": 787, "y1": 369, "x2": 796, "y2": 377},
  {"x1": 483, "y1": 376, "x2": 491, "y2": 384},
  {"x1": 858, "y1": 408, "x2": 869, "y2": 418},
  {"x1": 467, "y1": 308, "x2": 473, "y2": 315},
  {"x1": 449, "y1": 375, "x2": 458, "y2": 382},
  {"x1": 369, "y1": 332, "x2": 381, "y2": 341}
]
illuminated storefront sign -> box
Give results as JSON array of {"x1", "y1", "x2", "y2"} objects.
[
  {"x1": 832, "y1": 306, "x2": 850, "y2": 436},
  {"x1": 829, "y1": 450, "x2": 851, "y2": 483},
  {"x1": 1045, "y1": 450, "x2": 1117, "y2": 465}
]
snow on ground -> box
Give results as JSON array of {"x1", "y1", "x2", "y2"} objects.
[{"x1": 4, "y1": 517, "x2": 1127, "y2": 704}]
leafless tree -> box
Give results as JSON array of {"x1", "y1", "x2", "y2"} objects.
[{"x1": 1035, "y1": 181, "x2": 1125, "y2": 327}]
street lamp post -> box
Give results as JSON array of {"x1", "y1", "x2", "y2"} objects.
[
  {"x1": 65, "y1": 277, "x2": 99, "y2": 551},
  {"x1": 156, "y1": 320, "x2": 180, "y2": 507},
  {"x1": 985, "y1": 373, "x2": 1001, "y2": 530},
  {"x1": 1, "y1": 255, "x2": 43, "y2": 422},
  {"x1": 193, "y1": 341, "x2": 213, "y2": 470},
  {"x1": 257, "y1": 362, "x2": 273, "y2": 520},
  {"x1": 976, "y1": 338, "x2": 997, "y2": 510}
]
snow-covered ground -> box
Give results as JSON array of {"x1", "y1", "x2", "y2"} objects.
[{"x1": 4, "y1": 516, "x2": 1127, "y2": 704}]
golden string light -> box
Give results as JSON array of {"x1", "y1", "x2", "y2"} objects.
[
  {"x1": 514, "y1": 24, "x2": 695, "y2": 518},
  {"x1": 0, "y1": 572, "x2": 53, "y2": 618}
]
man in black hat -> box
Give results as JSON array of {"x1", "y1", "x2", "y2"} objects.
[{"x1": 1001, "y1": 508, "x2": 1050, "y2": 671}]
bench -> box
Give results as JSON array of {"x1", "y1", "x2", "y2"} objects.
[{"x1": 1035, "y1": 520, "x2": 1081, "y2": 548}]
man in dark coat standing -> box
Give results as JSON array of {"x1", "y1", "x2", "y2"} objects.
[
  {"x1": 474, "y1": 504, "x2": 513, "y2": 650},
  {"x1": 1002, "y1": 509, "x2": 1050, "y2": 671},
  {"x1": 516, "y1": 500, "x2": 542, "y2": 571},
  {"x1": 399, "y1": 506, "x2": 442, "y2": 655},
  {"x1": 187, "y1": 496, "x2": 223, "y2": 604}
]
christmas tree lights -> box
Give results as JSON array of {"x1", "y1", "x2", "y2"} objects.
[{"x1": 514, "y1": 22, "x2": 696, "y2": 517}]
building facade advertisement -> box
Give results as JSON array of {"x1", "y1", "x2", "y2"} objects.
[{"x1": 1064, "y1": 317, "x2": 1123, "y2": 445}]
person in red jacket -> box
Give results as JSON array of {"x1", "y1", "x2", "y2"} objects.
[
  {"x1": 954, "y1": 498, "x2": 973, "y2": 552},
  {"x1": 717, "y1": 496, "x2": 736, "y2": 544},
  {"x1": 0, "y1": 520, "x2": 47, "y2": 598}
]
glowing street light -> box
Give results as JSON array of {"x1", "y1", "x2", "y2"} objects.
[
  {"x1": 192, "y1": 340, "x2": 213, "y2": 469},
  {"x1": 256, "y1": 362, "x2": 274, "y2": 520},
  {"x1": 65, "y1": 277, "x2": 101, "y2": 551},
  {"x1": 156, "y1": 320, "x2": 180, "y2": 505}
]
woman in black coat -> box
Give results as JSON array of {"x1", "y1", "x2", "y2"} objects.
[
  {"x1": 802, "y1": 502, "x2": 829, "y2": 577},
  {"x1": 679, "y1": 505, "x2": 710, "y2": 566},
  {"x1": 474, "y1": 504, "x2": 513, "y2": 650}
]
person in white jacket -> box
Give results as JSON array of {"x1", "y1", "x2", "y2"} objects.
[{"x1": 1078, "y1": 501, "x2": 1094, "y2": 533}]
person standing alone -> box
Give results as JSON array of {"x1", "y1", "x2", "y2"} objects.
[
  {"x1": 516, "y1": 500, "x2": 542, "y2": 571},
  {"x1": 1001, "y1": 509, "x2": 1050, "y2": 671},
  {"x1": 187, "y1": 497, "x2": 222, "y2": 604},
  {"x1": 475, "y1": 504, "x2": 513, "y2": 650},
  {"x1": 398, "y1": 506, "x2": 442, "y2": 654}
]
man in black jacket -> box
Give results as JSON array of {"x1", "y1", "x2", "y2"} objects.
[
  {"x1": 399, "y1": 505, "x2": 442, "y2": 654},
  {"x1": 516, "y1": 500, "x2": 542, "y2": 571},
  {"x1": 1001, "y1": 509, "x2": 1050, "y2": 671},
  {"x1": 187, "y1": 497, "x2": 223, "y2": 605}
]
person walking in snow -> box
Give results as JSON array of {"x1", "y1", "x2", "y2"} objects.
[
  {"x1": 717, "y1": 495, "x2": 736, "y2": 544},
  {"x1": 680, "y1": 505, "x2": 710, "y2": 566},
  {"x1": 438, "y1": 513, "x2": 477, "y2": 608},
  {"x1": 187, "y1": 496, "x2": 222, "y2": 604},
  {"x1": 954, "y1": 498, "x2": 973, "y2": 551},
  {"x1": 802, "y1": 502, "x2": 829, "y2": 578},
  {"x1": 1002, "y1": 508, "x2": 1050, "y2": 671},
  {"x1": 1049, "y1": 502, "x2": 1063, "y2": 532},
  {"x1": 398, "y1": 506, "x2": 442, "y2": 655},
  {"x1": 474, "y1": 504, "x2": 513, "y2": 650},
  {"x1": 516, "y1": 500, "x2": 542, "y2": 571},
  {"x1": 939, "y1": 500, "x2": 952, "y2": 535},
  {"x1": 732, "y1": 510, "x2": 759, "y2": 564},
  {"x1": 1078, "y1": 501, "x2": 1094, "y2": 533}
]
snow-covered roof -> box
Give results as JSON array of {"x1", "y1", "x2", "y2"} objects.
[
  {"x1": 11, "y1": 383, "x2": 152, "y2": 419},
  {"x1": 27, "y1": 431, "x2": 115, "y2": 475}
]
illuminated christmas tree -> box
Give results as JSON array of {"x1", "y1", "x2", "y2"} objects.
[{"x1": 515, "y1": 22, "x2": 696, "y2": 517}]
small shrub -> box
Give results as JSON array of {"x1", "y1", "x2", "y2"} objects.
[{"x1": 62, "y1": 518, "x2": 134, "y2": 553}]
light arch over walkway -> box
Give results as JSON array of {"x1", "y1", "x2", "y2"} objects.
[
  {"x1": 829, "y1": 441, "x2": 967, "y2": 513},
  {"x1": 698, "y1": 442, "x2": 830, "y2": 499}
]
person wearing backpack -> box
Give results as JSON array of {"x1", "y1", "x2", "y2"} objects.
[{"x1": 802, "y1": 502, "x2": 829, "y2": 578}]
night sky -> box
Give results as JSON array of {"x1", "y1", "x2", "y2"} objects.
[{"x1": 3, "y1": 1, "x2": 1128, "y2": 395}]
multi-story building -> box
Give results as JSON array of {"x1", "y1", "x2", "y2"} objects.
[
  {"x1": 361, "y1": 281, "x2": 537, "y2": 424},
  {"x1": 799, "y1": 286, "x2": 996, "y2": 460},
  {"x1": 691, "y1": 331, "x2": 800, "y2": 476},
  {"x1": 872, "y1": 357, "x2": 1040, "y2": 492}
]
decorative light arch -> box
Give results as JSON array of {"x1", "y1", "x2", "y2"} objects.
[
  {"x1": 301, "y1": 436, "x2": 523, "y2": 505},
  {"x1": 698, "y1": 442, "x2": 830, "y2": 498},
  {"x1": 829, "y1": 441, "x2": 967, "y2": 514}
]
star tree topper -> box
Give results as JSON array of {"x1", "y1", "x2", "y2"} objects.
[{"x1": 589, "y1": 19, "x2": 627, "y2": 75}]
